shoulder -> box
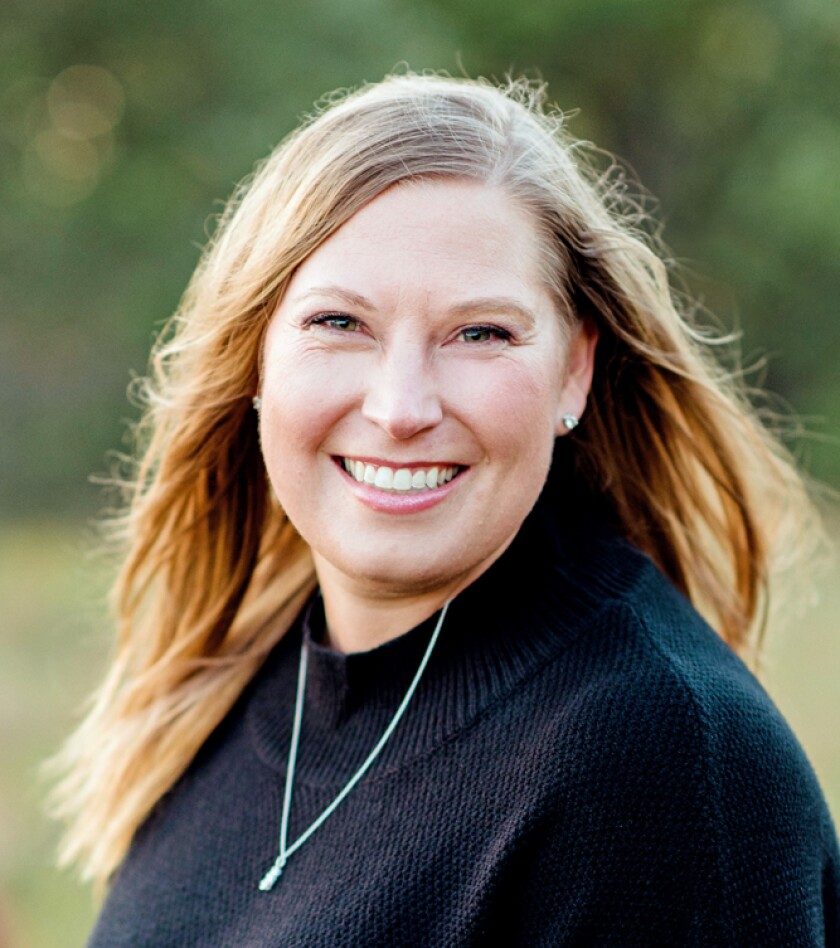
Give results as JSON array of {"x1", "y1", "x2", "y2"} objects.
[
  {"x1": 511, "y1": 504, "x2": 831, "y2": 830},
  {"x1": 525, "y1": 562, "x2": 840, "y2": 936},
  {"x1": 554, "y1": 567, "x2": 826, "y2": 820},
  {"x1": 499, "y1": 579, "x2": 840, "y2": 942}
]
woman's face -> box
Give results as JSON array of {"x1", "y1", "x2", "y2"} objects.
[{"x1": 260, "y1": 178, "x2": 596, "y2": 603}]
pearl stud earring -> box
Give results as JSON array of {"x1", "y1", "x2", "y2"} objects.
[{"x1": 562, "y1": 413, "x2": 578, "y2": 431}]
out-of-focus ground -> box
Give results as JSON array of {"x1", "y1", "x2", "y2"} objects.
[{"x1": 0, "y1": 518, "x2": 838, "y2": 948}]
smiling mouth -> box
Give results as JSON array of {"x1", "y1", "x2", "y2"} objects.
[{"x1": 336, "y1": 457, "x2": 465, "y2": 493}]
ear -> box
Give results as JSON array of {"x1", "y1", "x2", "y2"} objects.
[{"x1": 554, "y1": 318, "x2": 599, "y2": 436}]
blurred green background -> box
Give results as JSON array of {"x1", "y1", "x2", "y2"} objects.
[{"x1": 1, "y1": 0, "x2": 838, "y2": 944}]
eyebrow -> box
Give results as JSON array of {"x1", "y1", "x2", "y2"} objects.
[
  {"x1": 294, "y1": 286, "x2": 538, "y2": 328},
  {"x1": 446, "y1": 297, "x2": 537, "y2": 329},
  {"x1": 295, "y1": 286, "x2": 376, "y2": 311}
]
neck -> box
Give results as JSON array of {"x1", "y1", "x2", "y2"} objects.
[
  {"x1": 311, "y1": 560, "x2": 470, "y2": 654},
  {"x1": 316, "y1": 583, "x2": 452, "y2": 654}
]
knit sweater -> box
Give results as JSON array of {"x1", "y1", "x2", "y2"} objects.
[{"x1": 88, "y1": 501, "x2": 840, "y2": 946}]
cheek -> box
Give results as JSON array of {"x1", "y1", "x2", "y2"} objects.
[
  {"x1": 451, "y1": 358, "x2": 561, "y2": 459},
  {"x1": 261, "y1": 343, "x2": 358, "y2": 442},
  {"x1": 258, "y1": 377, "x2": 330, "y2": 507}
]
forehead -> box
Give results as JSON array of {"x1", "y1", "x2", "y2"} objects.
[{"x1": 282, "y1": 178, "x2": 550, "y2": 308}]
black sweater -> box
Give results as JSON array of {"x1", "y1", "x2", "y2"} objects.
[{"x1": 89, "y1": 503, "x2": 840, "y2": 946}]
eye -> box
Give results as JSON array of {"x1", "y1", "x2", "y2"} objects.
[
  {"x1": 458, "y1": 325, "x2": 512, "y2": 344},
  {"x1": 310, "y1": 313, "x2": 361, "y2": 332}
]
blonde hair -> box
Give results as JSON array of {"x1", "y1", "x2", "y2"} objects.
[{"x1": 50, "y1": 73, "x2": 822, "y2": 887}]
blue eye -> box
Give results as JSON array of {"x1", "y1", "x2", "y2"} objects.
[
  {"x1": 311, "y1": 313, "x2": 360, "y2": 332},
  {"x1": 460, "y1": 325, "x2": 511, "y2": 343}
]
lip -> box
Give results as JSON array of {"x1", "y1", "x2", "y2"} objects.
[
  {"x1": 333, "y1": 456, "x2": 468, "y2": 514},
  {"x1": 337, "y1": 455, "x2": 463, "y2": 469}
]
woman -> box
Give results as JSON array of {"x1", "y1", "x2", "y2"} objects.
[{"x1": 54, "y1": 74, "x2": 839, "y2": 944}]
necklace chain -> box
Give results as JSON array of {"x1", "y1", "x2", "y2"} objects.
[{"x1": 258, "y1": 600, "x2": 451, "y2": 891}]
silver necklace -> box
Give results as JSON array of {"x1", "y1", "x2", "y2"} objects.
[{"x1": 258, "y1": 600, "x2": 451, "y2": 891}]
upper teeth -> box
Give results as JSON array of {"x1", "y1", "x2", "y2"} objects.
[{"x1": 341, "y1": 458, "x2": 459, "y2": 492}]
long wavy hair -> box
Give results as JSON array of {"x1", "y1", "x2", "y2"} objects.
[{"x1": 50, "y1": 73, "x2": 822, "y2": 887}]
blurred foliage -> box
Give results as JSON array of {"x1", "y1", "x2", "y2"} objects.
[{"x1": 1, "y1": 0, "x2": 838, "y2": 518}]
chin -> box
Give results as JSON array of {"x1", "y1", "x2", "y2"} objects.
[
  {"x1": 362, "y1": 563, "x2": 456, "y2": 596},
  {"x1": 328, "y1": 549, "x2": 470, "y2": 598}
]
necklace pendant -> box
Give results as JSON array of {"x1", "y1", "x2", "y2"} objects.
[
  {"x1": 256, "y1": 600, "x2": 451, "y2": 894},
  {"x1": 258, "y1": 854, "x2": 286, "y2": 891}
]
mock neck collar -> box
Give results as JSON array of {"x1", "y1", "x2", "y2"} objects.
[{"x1": 247, "y1": 497, "x2": 649, "y2": 787}]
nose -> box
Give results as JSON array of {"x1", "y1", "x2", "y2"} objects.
[{"x1": 361, "y1": 343, "x2": 444, "y2": 440}]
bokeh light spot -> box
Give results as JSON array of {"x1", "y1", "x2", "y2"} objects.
[{"x1": 47, "y1": 64, "x2": 125, "y2": 141}]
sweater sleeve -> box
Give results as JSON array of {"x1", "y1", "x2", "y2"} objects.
[{"x1": 502, "y1": 603, "x2": 840, "y2": 947}]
